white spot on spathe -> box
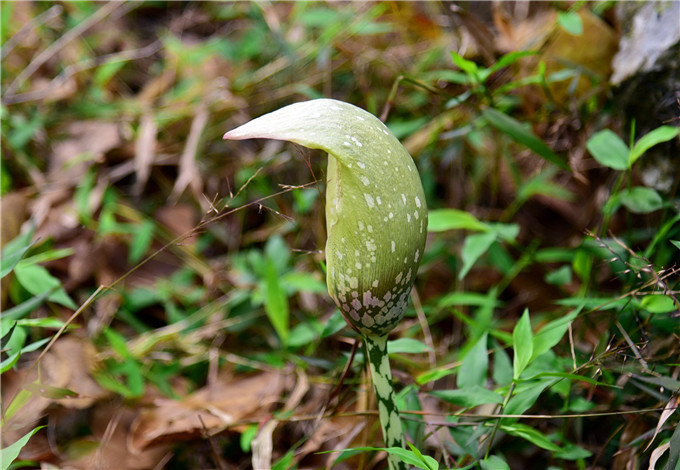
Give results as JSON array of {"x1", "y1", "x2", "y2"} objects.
[
  {"x1": 356, "y1": 261, "x2": 362, "y2": 269},
  {"x1": 336, "y1": 251, "x2": 343, "y2": 260},
  {"x1": 391, "y1": 241, "x2": 396, "y2": 252},
  {"x1": 414, "y1": 210, "x2": 420, "y2": 219},
  {"x1": 401, "y1": 194, "x2": 407, "y2": 204},
  {"x1": 358, "y1": 221, "x2": 365, "y2": 231},
  {"x1": 415, "y1": 196, "x2": 422, "y2": 208},
  {"x1": 364, "y1": 193, "x2": 375, "y2": 209},
  {"x1": 372, "y1": 279, "x2": 379, "y2": 287},
  {"x1": 389, "y1": 212, "x2": 394, "y2": 219},
  {"x1": 351, "y1": 299, "x2": 361, "y2": 310},
  {"x1": 367, "y1": 225, "x2": 374, "y2": 233},
  {"x1": 414, "y1": 249, "x2": 420, "y2": 263},
  {"x1": 360, "y1": 175, "x2": 370, "y2": 186},
  {"x1": 377, "y1": 196, "x2": 382, "y2": 205},
  {"x1": 357, "y1": 161, "x2": 366, "y2": 169},
  {"x1": 343, "y1": 141, "x2": 351, "y2": 146},
  {"x1": 407, "y1": 213, "x2": 411, "y2": 222},
  {"x1": 331, "y1": 106, "x2": 343, "y2": 111}
]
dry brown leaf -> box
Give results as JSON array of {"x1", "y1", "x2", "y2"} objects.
[
  {"x1": 155, "y1": 203, "x2": 199, "y2": 246},
  {"x1": 252, "y1": 418, "x2": 277, "y2": 470},
  {"x1": 645, "y1": 394, "x2": 679, "y2": 452},
  {"x1": 649, "y1": 441, "x2": 671, "y2": 470},
  {"x1": 50, "y1": 121, "x2": 121, "y2": 184},
  {"x1": 2, "y1": 337, "x2": 109, "y2": 445},
  {"x1": 58, "y1": 405, "x2": 171, "y2": 470},
  {"x1": 128, "y1": 370, "x2": 284, "y2": 454}
]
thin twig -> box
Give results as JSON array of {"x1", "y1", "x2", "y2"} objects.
[{"x1": 1, "y1": 4, "x2": 63, "y2": 60}]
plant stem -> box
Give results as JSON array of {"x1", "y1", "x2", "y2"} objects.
[{"x1": 364, "y1": 334, "x2": 407, "y2": 470}]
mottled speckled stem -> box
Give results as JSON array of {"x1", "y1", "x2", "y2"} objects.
[{"x1": 364, "y1": 334, "x2": 407, "y2": 470}]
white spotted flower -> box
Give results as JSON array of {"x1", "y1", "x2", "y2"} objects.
[{"x1": 224, "y1": 99, "x2": 427, "y2": 337}]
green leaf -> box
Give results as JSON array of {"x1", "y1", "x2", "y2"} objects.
[
  {"x1": 321, "y1": 446, "x2": 438, "y2": 470},
  {"x1": 240, "y1": 424, "x2": 258, "y2": 453},
  {"x1": 545, "y1": 265, "x2": 572, "y2": 286},
  {"x1": 480, "y1": 455, "x2": 511, "y2": 470},
  {"x1": 671, "y1": 240, "x2": 680, "y2": 251},
  {"x1": 532, "y1": 309, "x2": 579, "y2": 361},
  {"x1": 488, "y1": 50, "x2": 537, "y2": 74},
  {"x1": 0, "y1": 289, "x2": 56, "y2": 322},
  {"x1": 557, "y1": 11, "x2": 583, "y2": 36},
  {"x1": 586, "y1": 129, "x2": 630, "y2": 170},
  {"x1": 493, "y1": 345, "x2": 513, "y2": 387},
  {"x1": 459, "y1": 232, "x2": 496, "y2": 280},
  {"x1": 407, "y1": 442, "x2": 439, "y2": 470},
  {"x1": 481, "y1": 108, "x2": 569, "y2": 170},
  {"x1": 13, "y1": 263, "x2": 77, "y2": 309},
  {"x1": 129, "y1": 219, "x2": 154, "y2": 263},
  {"x1": 513, "y1": 309, "x2": 533, "y2": 380},
  {"x1": 287, "y1": 319, "x2": 322, "y2": 348},
  {"x1": 416, "y1": 367, "x2": 456, "y2": 385},
  {"x1": 427, "y1": 209, "x2": 488, "y2": 232},
  {"x1": 488, "y1": 223, "x2": 519, "y2": 242},
  {"x1": 1, "y1": 229, "x2": 34, "y2": 278},
  {"x1": 321, "y1": 310, "x2": 346, "y2": 338},
  {"x1": 431, "y1": 385, "x2": 504, "y2": 408},
  {"x1": 388, "y1": 338, "x2": 432, "y2": 354},
  {"x1": 554, "y1": 442, "x2": 593, "y2": 460},
  {"x1": 619, "y1": 187, "x2": 663, "y2": 214},
  {"x1": 458, "y1": 333, "x2": 488, "y2": 388},
  {"x1": 629, "y1": 125, "x2": 680, "y2": 166},
  {"x1": 264, "y1": 258, "x2": 289, "y2": 345},
  {"x1": 504, "y1": 378, "x2": 555, "y2": 415},
  {"x1": 640, "y1": 294, "x2": 676, "y2": 314},
  {"x1": 0, "y1": 425, "x2": 45, "y2": 470},
  {"x1": 501, "y1": 422, "x2": 562, "y2": 451},
  {"x1": 450, "y1": 51, "x2": 479, "y2": 78}
]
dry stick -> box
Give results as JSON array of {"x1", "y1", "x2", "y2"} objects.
[
  {"x1": 198, "y1": 415, "x2": 228, "y2": 470},
  {"x1": 1, "y1": 4, "x2": 63, "y2": 59},
  {"x1": 5, "y1": 1, "x2": 127, "y2": 98}
]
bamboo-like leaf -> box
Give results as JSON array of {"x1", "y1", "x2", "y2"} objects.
[
  {"x1": 513, "y1": 309, "x2": 533, "y2": 380},
  {"x1": 482, "y1": 108, "x2": 569, "y2": 171}
]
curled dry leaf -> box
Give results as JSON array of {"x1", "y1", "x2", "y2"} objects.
[{"x1": 128, "y1": 370, "x2": 284, "y2": 454}]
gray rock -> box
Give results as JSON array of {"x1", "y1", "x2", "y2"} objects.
[{"x1": 611, "y1": 1, "x2": 680, "y2": 85}]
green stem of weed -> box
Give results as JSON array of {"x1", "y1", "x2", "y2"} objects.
[
  {"x1": 484, "y1": 381, "x2": 516, "y2": 460},
  {"x1": 364, "y1": 334, "x2": 407, "y2": 470}
]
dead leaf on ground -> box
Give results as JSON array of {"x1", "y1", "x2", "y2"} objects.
[
  {"x1": 2, "y1": 337, "x2": 109, "y2": 445},
  {"x1": 50, "y1": 121, "x2": 121, "y2": 184},
  {"x1": 128, "y1": 370, "x2": 284, "y2": 454},
  {"x1": 58, "y1": 404, "x2": 171, "y2": 470}
]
